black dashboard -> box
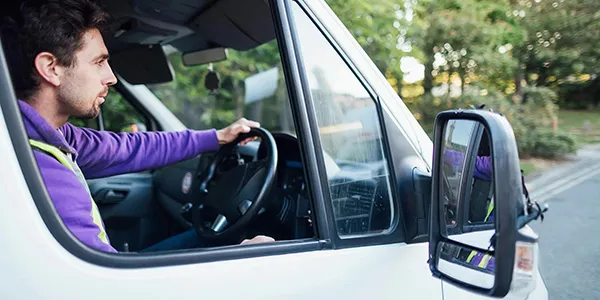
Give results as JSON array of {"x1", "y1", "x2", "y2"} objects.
[
  {"x1": 155, "y1": 131, "x2": 392, "y2": 241},
  {"x1": 198, "y1": 132, "x2": 314, "y2": 240},
  {"x1": 258, "y1": 133, "x2": 314, "y2": 239}
]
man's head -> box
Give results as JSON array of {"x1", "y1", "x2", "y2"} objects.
[{"x1": 1, "y1": 0, "x2": 117, "y2": 119}]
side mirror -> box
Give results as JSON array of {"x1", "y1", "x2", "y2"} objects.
[{"x1": 429, "y1": 110, "x2": 540, "y2": 298}]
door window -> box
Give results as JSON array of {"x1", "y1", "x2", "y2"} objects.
[{"x1": 290, "y1": 3, "x2": 395, "y2": 237}]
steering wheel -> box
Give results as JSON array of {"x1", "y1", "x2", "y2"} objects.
[
  {"x1": 441, "y1": 157, "x2": 458, "y2": 226},
  {"x1": 191, "y1": 127, "x2": 278, "y2": 241}
]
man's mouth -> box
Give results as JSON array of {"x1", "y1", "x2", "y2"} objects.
[{"x1": 98, "y1": 89, "x2": 108, "y2": 105}]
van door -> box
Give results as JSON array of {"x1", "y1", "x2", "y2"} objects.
[{"x1": 276, "y1": 0, "x2": 442, "y2": 298}]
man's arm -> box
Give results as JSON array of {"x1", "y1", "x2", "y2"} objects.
[
  {"x1": 443, "y1": 148, "x2": 492, "y2": 181},
  {"x1": 60, "y1": 123, "x2": 219, "y2": 179},
  {"x1": 474, "y1": 155, "x2": 492, "y2": 181}
]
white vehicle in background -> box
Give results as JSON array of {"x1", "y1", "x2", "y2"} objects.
[{"x1": 0, "y1": 0, "x2": 547, "y2": 299}]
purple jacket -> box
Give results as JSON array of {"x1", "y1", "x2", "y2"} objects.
[
  {"x1": 444, "y1": 149, "x2": 492, "y2": 181},
  {"x1": 19, "y1": 100, "x2": 219, "y2": 253},
  {"x1": 469, "y1": 251, "x2": 496, "y2": 272}
]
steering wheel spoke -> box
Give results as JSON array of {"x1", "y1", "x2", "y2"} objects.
[
  {"x1": 191, "y1": 128, "x2": 277, "y2": 240},
  {"x1": 210, "y1": 214, "x2": 229, "y2": 233}
]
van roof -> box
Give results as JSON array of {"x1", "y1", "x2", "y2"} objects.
[{"x1": 105, "y1": 0, "x2": 275, "y2": 54}]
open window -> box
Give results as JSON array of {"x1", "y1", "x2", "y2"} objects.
[
  {"x1": 287, "y1": 2, "x2": 397, "y2": 239},
  {"x1": 0, "y1": 0, "x2": 334, "y2": 267}
]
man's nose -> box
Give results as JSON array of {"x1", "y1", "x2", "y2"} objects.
[{"x1": 104, "y1": 65, "x2": 118, "y2": 86}]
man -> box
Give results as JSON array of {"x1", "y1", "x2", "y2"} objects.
[{"x1": 1, "y1": 0, "x2": 273, "y2": 253}]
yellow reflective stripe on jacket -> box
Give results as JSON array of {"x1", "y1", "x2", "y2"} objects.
[
  {"x1": 29, "y1": 139, "x2": 74, "y2": 171},
  {"x1": 29, "y1": 139, "x2": 110, "y2": 245},
  {"x1": 466, "y1": 250, "x2": 493, "y2": 268},
  {"x1": 466, "y1": 250, "x2": 477, "y2": 263},
  {"x1": 479, "y1": 253, "x2": 492, "y2": 268},
  {"x1": 484, "y1": 201, "x2": 494, "y2": 222}
]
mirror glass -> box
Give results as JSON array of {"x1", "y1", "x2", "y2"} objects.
[
  {"x1": 437, "y1": 241, "x2": 495, "y2": 288},
  {"x1": 438, "y1": 118, "x2": 496, "y2": 288},
  {"x1": 182, "y1": 48, "x2": 228, "y2": 67}
]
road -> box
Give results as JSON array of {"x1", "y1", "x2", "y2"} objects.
[{"x1": 528, "y1": 146, "x2": 600, "y2": 300}]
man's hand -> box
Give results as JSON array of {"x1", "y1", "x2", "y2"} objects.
[
  {"x1": 216, "y1": 118, "x2": 261, "y2": 145},
  {"x1": 240, "y1": 235, "x2": 275, "y2": 245}
]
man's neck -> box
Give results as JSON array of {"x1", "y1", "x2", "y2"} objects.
[{"x1": 25, "y1": 92, "x2": 68, "y2": 129}]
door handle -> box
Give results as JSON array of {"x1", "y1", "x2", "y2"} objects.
[{"x1": 96, "y1": 189, "x2": 129, "y2": 204}]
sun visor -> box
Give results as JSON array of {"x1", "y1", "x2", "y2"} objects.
[
  {"x1": 110, "y1": 46, "x2": 174, "y2": 85},
  {"x1": 188, "y1": 0, "x2": 275, "y2": 50}
]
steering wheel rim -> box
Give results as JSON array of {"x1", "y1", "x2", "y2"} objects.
[{"x1": 192, "y1": 127, "x2": 278, "y2": 240}]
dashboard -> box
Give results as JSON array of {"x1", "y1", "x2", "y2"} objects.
[
  {"x1": 247, "y1": 132, "x2": 313, "y2": 239},
  {"x1": 157, "y1": 131, "x2": 391, "y2": 241}
]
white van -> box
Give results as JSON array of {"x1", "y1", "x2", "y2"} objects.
[{"x1": 0, "y1": 0, "x2": 548, "y2": 299}]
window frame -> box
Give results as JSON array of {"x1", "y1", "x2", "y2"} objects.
[
  {"x1": 460, "y1": 124, "x2": 495, "y2": 233},
  {"x1": 287, "y1": 0, "x2": 405, "y2": 248},
  {"x1": 0, "y1": 0, "x2": 332, "y2": 269},
  {"x1": 441, "y1": 120, "x2": 478, "y2": 232}
]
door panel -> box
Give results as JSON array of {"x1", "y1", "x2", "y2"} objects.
[
  {"x1": 87, "y1": 173, "x2": 169, "y2": 252},
  {"x1": 279, "y1": 0, "x2": 443, "y2": 297}
]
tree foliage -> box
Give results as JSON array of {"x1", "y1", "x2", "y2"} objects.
[
  {"x1": 326, "y1": 0, "x2": 593, "y2": 157},
  {"x1": 95, "y1": 0, "x2": 596, "y2": 158}
]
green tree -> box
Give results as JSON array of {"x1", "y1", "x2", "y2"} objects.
[
  {"x1": 409, "y1": 0, "x2": 519, "y2": 95},
  {"x1": 515, "y1": 0, "x2": 600, "y2": 89},
  {"x1": 326, "y1": 0, "x2": 408, "y2": 93}
]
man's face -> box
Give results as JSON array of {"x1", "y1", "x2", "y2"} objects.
[{"x1": 58, "y1": 28, "x2": 117, "y2": 119}]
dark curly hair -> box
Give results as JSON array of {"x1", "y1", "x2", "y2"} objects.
[{"x1": 1, "y1": 0, "x2": 110, "y2": 100}]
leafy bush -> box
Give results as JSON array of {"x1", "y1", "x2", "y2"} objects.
[
  {"x1": 518, "y1": 130, "x2": 578, "y2": 159},
  {"x1": 408, "y1": 86, "x2": 578, "y2": 158}
]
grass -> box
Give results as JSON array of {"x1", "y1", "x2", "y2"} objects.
[
  {"x1": 559, "y1": 110, "x2": 600, "y2": 144},
  {"x1": 520, "y1": 162, "x2": 537, "y2": 176}
]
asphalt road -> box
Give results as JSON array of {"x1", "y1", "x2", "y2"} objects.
[{"x1": 530, "y1": 173, "x2": 600, "y2": 300}]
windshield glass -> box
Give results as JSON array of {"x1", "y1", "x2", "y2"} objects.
[{"x1": 146, "y1": 40, "x2": 294, "y2": 134}]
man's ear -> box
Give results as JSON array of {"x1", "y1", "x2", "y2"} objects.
[{"x1": 34, "y1": 52, "x2": 65, "y2": 87}]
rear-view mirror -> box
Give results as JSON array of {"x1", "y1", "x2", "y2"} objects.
[
  {"x1": 182, "y1": 48, "x2": 228, "y2": 67},
  {"x1": 429, "y1": 110, "x2": 540, "y2": 298}
]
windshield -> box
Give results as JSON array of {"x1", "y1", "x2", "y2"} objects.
[{"x1": 147, "y1": 40, "x2": 294, "y2": 134}]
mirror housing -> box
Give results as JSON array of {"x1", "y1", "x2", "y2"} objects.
[
  {"x1": 182, "y1": 48, "x2": 228, "y2": 67},
  {"x1": 429, "y1": 109, "x2": 537, "y2": 298}
]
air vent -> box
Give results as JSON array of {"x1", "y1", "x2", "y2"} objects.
[{"x1": 332, "y1": 181, "x2": 377, "y2": 218}]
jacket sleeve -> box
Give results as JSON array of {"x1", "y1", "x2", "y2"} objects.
[
  {"x1": 443, "y1": 149, "x2": 492, "y2": 181},
  {"x1": 59, "y1": 123, "x2": 220, "y2": 179}
]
